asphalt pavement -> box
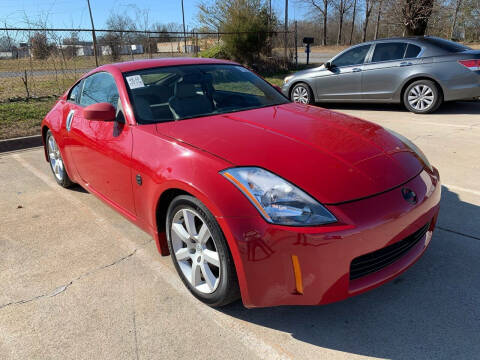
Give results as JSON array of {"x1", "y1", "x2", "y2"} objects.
[{"x1": 0, "y1": 101, "x2": 479, "y2": 359}]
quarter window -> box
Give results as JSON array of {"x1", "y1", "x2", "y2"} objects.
[
  {"x1": 332, "y1": 45, "x2": 371, "y2": 67},
  {"x1": 80, "y1": 72, "x2": 119, "y2": 108},
  {"x1": 405, "y1": 44, "x2": 422, "y2": 58},
  {"x1": 372, "y1": 43, "x2": 407, "y2": 62}
]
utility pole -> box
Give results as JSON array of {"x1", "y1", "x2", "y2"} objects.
[
  {"x1": 284, "y1": 0, "x2": 288, "y2": 61},
  {"x1": 181, "y1": 0, "x2": 187, "y2": 54},
  {"x1": 86, "y1": 0, "x2": 98, "y2": 67}
]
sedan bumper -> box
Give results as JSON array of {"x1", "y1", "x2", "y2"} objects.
[{"x1": 222, "y1": 168, "x2": 441, "y2": 308}]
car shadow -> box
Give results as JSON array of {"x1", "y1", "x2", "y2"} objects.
[
  {"x1": 218, "y1": 185, "x2": 480, "y2": 359},
  {"x1": 318, "y1": 100, "x2": 480, "y2": 115}
]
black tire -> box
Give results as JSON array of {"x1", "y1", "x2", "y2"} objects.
[
  {"x1": 290, "y1": 82, "x2": 314, "y2": 104},
  {"x1": 166, "y1": 195, "x2": 240, "y2": 307},
  {"x1": 45, "y1": 130, "x2": 74, "y2": 188},
  {"x1": 403, "y1": 80, "x2": 443, "y2": 114}
]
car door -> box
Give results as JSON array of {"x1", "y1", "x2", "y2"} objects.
[
  {"x1": 314, "y1": 44, "x2": 372, "y2": 100},
  {"x1": 69, "y1": 71, "x2": 136, "y2": 215},
  {"x1": 361, "y1": 42, "x2": 423, "y2": 100}
]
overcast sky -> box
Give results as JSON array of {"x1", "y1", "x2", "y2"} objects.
[{"x1": 1, "y1": 0, "x2": 308, "y2": 30}]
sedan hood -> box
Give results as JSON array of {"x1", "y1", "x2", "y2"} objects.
[{"x1": 157, "y1": 103, "x2": 424, "y2": 204}]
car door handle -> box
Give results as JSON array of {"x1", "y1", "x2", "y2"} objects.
[
  {"x1": 352, "y1": 67, "x2": 362, "y2": 72},
  {"x1": 400, "y1": 61, "x2": 413, "y2": 67},
  {"x1": 66, "y1": 110, "x2": 75, "y2": 132}
]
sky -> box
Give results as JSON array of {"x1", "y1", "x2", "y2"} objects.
[{"x1": 0, "y1": 0, "x2": 308, "y2": 30}]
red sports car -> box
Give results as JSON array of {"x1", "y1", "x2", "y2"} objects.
[{"x1": 41, "y1": 58, "x2": 441, "y2": 308}]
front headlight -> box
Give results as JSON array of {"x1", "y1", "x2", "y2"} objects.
[
  {"x1": 386, "y1": 129, "x2": 433, "y2": 172},
  {"x1": 220, "y1": 167, "x2": 336, "y2": 226},
  {"x1": 283, "y1": 75, "x2": 293, "y2": 84}
]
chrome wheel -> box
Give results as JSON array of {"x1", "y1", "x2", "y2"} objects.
[
  {"x1": 171, "y1": 208, "x2": 220, "y2": 294},
  {"x1": 408, "y1": 84, "x2": 435, "y2": 111},
  {"x1": 48, "y1": 135, "x2": 64, "y2": 181},
  {"x1": 292, "y1": 85, "x2": 310, "y2": 104}
]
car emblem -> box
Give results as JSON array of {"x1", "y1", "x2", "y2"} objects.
[{"x1": 402, "y1": 187, "x2": 417, "y2": 204}]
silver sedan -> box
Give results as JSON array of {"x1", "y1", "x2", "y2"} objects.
[{"x1": 282, "y1": 36, "x2": 480, "y2": 114}]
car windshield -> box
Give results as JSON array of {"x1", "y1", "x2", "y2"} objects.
[{"x1": 123, "y1": 64, "x2": 289, "y2": 124}]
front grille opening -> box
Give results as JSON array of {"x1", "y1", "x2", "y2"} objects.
[{"x1": 350, "y1": 222, "x2": 430, "y2": 280}]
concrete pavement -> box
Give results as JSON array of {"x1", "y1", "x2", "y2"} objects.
[{"x1": 0, "y1": 101, "x2": 479, "y2": 359}]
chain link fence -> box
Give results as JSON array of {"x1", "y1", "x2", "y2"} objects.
[{"x1": 0, "y1": 27, "x2": 298, "y2": 102}]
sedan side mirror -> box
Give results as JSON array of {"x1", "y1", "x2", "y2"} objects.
[
  {"x1": 83, "y1": 102, "x2": 116, "y2": 122},
  {"x1": 324, "y1": 61, "x2": 333, "y2": 70}
]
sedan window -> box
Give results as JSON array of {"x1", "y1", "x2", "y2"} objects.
[
  {"x1": 80, "y1": 72, "x2": 119, "y2": 109},
  {"x1": 404, "y1": 44, "x2": 422, "y2": 58},
  {"x1": 332, "y1": 45, "x2": 371, "y2": 67},
  {"x1": 372, "y1": 43, "x2": 407, "y2": 62}
]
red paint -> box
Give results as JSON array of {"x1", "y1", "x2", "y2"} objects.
[
  {"x1": 41, "y1": 58, "x2": 441, "y2": 308},
  {"x1": 83, "y1": 102, "x2": 116, "y2": 122}
]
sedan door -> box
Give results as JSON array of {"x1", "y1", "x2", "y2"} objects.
[
  {"x1": 314, "y1": 44, "x2": 372, "y2": 100},
  {"x1": 68, "y1": 71, "x2": 136, "y2": 215},
  {"x1": 361, "y1": 42, "x2": 423, "y2": 100}
]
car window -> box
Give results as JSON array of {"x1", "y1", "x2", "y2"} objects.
[
  {"x1": 68, "y1": 81, "x2": 82, "y2": 103},
  {"x1": 80, "y1": 72, "x2": 119, "y2": 109},
  {"x1": 332, "y1": 45, "x2": 371, "y2": 67},
  {"x1": 424, "y1": 37, "x2": 471, "y2": 53},
  {"x1": 404, "y1": 44, "x2": 422, "y2": 58},
  {"x1": 372, "y1": 43, "x2": 407, "y2": 62}
]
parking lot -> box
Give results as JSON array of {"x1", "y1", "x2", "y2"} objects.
[{"x1": 1, "y1": 101, "x2": 479, "y2": 359}]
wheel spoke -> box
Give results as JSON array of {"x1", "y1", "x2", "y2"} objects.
[
  {"x1": 182, "y1": 209, "x2": 197, "y2": 236},
  {"x1": 200, "y1": 262, "x2": 216, "y2": 291},
  {"x1": 197, "y1": 223, "x2": 211, "y2": 244},
  {"x1": 175, "y1": 247, "x2": 190, "y2": 261},
  {"x1": 203, "y1": 249, "x2": 219, "y2": 267},
  {"x1": 172, "y1": 222, "x2": 190, "y2": 243},
  {"x1": 191, "y1": 261, "x2": 202, "y2": 287}
]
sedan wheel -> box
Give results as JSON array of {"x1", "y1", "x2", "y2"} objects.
[
  {"x1": 166, "y1": 195, "x2": 240, "y2": 307},
  {"x1": 291, "y1": 83, "x2": 313, "y2": 104},
  {"x1": 403, "y1": 80, "x2": 442, "y2": 114},
  {"x1": 46, "y1": 130, "x2": 73, "y2": 188}
]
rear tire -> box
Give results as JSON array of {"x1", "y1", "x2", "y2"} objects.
[
  {"x1": 46, "y1": 130, "x2": 74, "y2": 188},
  {"x1": 403, "y1": 80, "x2": 442, "y2": 114},
  {"x1": 166, "y1": 195, "x2": 240, "y2": 307},
  {"x1": 291, "y1": 83, "x2": 314, "y2": 104}
]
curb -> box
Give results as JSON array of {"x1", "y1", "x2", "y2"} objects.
[{"x1": 0, "y1": 135, "x2": 43, "y2": 153}]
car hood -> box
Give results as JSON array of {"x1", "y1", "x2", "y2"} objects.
[{"x1": 157, "y1": 103, "x2": 424, "y2": 204}]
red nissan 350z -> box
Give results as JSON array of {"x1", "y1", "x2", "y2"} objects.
[{"x1": 41, "y1": 58, "x2": 441, "y2": 308}]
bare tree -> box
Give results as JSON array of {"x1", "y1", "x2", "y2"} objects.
[
  {"x1": 373, "y1": 0, "x2": 384, "y2": 40},
  {"x1": 349, "y1": 0, "x2": 357, "y2": 44},
  {"x1": 450, "y1": 0, "x2": 463, "y2": 39},
  {"x1": 307, "y1": 0, "x2": 330, "y2": 46},
  {"x1": 362, "y1": 0, "x2": 375, "y2": 42},
  {"x1": 333, "y1": 0, "x2": 353, "y2": 45},
  {"x1": 401, "y1": 0, "x2": 435, "y2": 35}
]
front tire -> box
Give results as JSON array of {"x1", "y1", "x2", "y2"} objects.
[
  {"x1": 403, "y1": 80, "x2": 442, "y2": 114},
  {"x1": 166, "y1": 195, "x2": 240, "y2": 307},
  {"x1": 291, "y1": 83, "x2": 314, "y2": 104},
  {"x1": 46, "y1": 130, "x2": 73, "y2": 188}
]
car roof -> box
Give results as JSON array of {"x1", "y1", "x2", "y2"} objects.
[{"x1": 103, "y1": 57, "x2": 238, "y2": 73}]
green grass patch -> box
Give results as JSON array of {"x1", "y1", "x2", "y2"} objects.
[{"x1": 0, "y1": 99, "x2": 55, "y2": 140}]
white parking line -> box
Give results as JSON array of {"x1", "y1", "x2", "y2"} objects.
[
  {"x1": 12, "y1": 152, "x2": 293, "y2": 360},
  {"x1": 443, "y1": 183, "x2": 480, "y2": 197}
]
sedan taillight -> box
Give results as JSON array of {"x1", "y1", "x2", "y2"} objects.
[{"x1": 458, "y1": 59, "x2": 480, "y2": 71}]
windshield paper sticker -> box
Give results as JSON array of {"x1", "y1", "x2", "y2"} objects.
[{"x1": 126, "y1": 75, "x2": 145, "y2": 89}]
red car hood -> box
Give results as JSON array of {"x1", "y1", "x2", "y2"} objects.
[{"x1": 157, "y1": 103, "x2": 423, "y2": 204}]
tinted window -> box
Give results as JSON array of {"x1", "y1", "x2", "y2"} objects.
[
  {"x1": 124, "y1": 64, "x2": 288, "y2": 124},
  {"x1": 405, "y1": 44, "x2": 422, "y2": 58},
  {"x1": 372, "y1": 43, "x2": 407, "y2": 62},
  {"x1": 424, "y1": 37, "x2": 471, "y2": 53},
  {"x1": 80, "y1": 72, "x2": 119, "y2": 108},
  {"x1": 68, "y1": 81, "x2": 82, "y2": 103},
  {"x1": 332, "y1": 45, "x2": 371, "y2": 67}
]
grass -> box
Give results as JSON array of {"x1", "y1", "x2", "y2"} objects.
[{"x1": 0, "y1": 99, "x2": 55, "y2": 140}]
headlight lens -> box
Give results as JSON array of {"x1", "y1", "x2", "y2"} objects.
[
  {"x1": 221, "y1": 167, "x2": 337, "y2": 226},
  {"x1": 386, "y1": 129, "x2": 433, "y2": 171},
  {"x1": 283, "y1": 75, "x2": 293, "y2": 84}
]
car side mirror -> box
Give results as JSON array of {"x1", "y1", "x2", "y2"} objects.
[
  {"x1": 324, "y1": 61, "x2": 333, "y2": 70},
  {"x1": 83, "y1": 102, "x2": 116, "y2": 122}
]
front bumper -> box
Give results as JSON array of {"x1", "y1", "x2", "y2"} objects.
[{"x1": 222, "y1": 168, "x2": 441, "y2": 308}]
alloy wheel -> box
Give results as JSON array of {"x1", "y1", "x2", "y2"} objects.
[
  {"x1": 48, "y1": 135, "x2": 64, "y2": 181},
  {"x1": 171, "y1": 208, "x2": 221, "y2": 294},
  {"x1": 407, "y1": 84, "x2": 435, "y2": 111},
  {"x1": 292, "y1": 85, "x2": 310, "y2": 104}
]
